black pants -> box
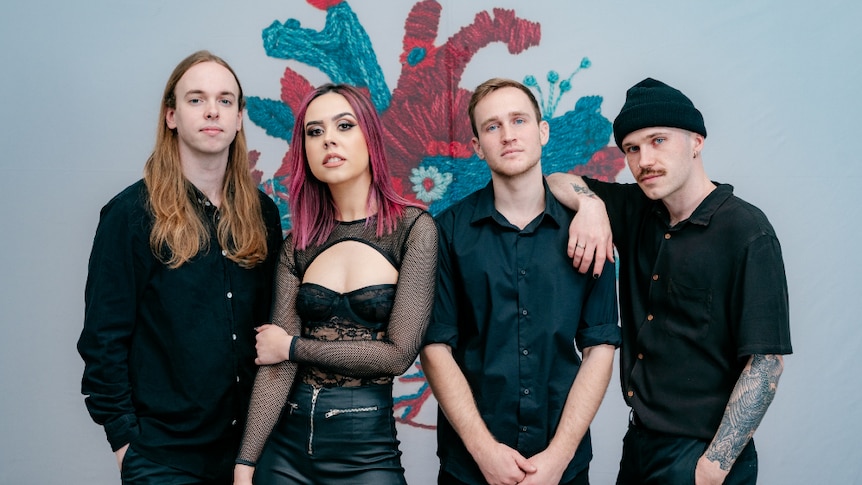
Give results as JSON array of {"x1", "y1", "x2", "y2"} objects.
[
  {"x1": 120, "y1": 446, "x2": 230, "y2": 485},
  {"x1": 616, "y1": 420, "x2": 757, "y2": 485},
  {"x1": 254, "y1": 383, "x2": 406, "y2": 485},
  {"x1": 438, "y1": 466, "x2": 589, "y2": 485}
]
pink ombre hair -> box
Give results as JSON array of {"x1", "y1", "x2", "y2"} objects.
[{"x1": 287, "y1": 84, "x2": 417, "y2": 249}]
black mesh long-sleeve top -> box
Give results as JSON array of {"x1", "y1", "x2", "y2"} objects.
[{"x1": 237, "y1": 206, "x2": 438, "y2": 464}]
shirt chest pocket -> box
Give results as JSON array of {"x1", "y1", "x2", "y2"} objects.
[{"x1": 663, "y1": 279, "x2": 713, "y2": 341}]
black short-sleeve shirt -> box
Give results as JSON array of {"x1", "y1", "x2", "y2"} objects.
[
  {"x1": 585, "y1": 178, "x2": 792, "y2": 440},
  {"x1": 425, "y1": 180, "x2": 621, "y2": 482}
]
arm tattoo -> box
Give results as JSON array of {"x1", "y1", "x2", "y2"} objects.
[
  {"x1": 569, "y1": 182, "x2": 598, "y2": 199},
  {"x1": 706, "y1": 354, "x2": 783, "y2": 470}
]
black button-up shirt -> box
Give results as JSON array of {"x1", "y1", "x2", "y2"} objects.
[
  {"x1": 77, "y1": 180, "x2": 282, "y2": 478},
  {"x1": 425, "y1": 180, "x2": 620, "y2": 483},
  {"x1": 585, "y1": 179, "x2": 792, "y2": 440}
]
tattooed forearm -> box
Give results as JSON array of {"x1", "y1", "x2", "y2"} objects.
[
  {"x1": 705, "y1": 354, "x2": 783, "y2": 471},
  {"x1": 569, "y1": 182, "x2": 598, "y2": 199}
]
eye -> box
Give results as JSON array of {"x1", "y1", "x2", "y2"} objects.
[
  {"x1": 485, "y1": 123, "x2": 499, "y2": 133},
  {"x1": 305, "y1": 126, "x2": 323, "y2": 137},
  {"x1": 188, "y1": 97, "x2": 202, "y2": 105},
  {"x1": 513, "y1": 117, "x2": 526, "y2": 125},
  {"x1": 626, "y1": 146, "x2": 640, "y2": 154},
  {"x1": 654, "y1": 137, "x2": 665, "y2": 145},
  {"x1": 337, "y1": 121, "x2": 356, "y2": 131},
  {"x1": 218, "y1": 98, "x2": 233, "y2": 106}
]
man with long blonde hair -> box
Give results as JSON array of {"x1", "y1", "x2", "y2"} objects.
[{"x1": 78, "y1": 50, "x2": 282, "y2": 484}]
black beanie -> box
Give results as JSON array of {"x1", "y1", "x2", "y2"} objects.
[{"x1": 612, "y1": 78, "x2": 706, "y2": 150}]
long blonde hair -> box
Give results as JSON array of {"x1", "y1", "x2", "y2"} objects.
[{"x1": 143, "y1": 50, "x2": 268, "y2": 269}]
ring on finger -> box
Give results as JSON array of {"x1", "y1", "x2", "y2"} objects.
[{"x1": 576, "y1": 243, "x2": 586, "y2": 249}]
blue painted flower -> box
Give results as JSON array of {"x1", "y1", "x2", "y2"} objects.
[{"x1": 410, "y1": 166, "x2": 453, "y2": 203}]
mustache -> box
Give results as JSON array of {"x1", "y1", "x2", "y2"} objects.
[{"x1": 637, "y1": 168, "x2": 665, "y2": 182}]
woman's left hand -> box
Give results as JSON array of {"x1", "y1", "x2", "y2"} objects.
[{"x1": 254, "y1": 324, "x2": 293, "y2": 365}]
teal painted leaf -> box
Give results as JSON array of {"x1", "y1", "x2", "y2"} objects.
[{"x1": 247, "y1": 96, "x2": 295, "y2": 142}]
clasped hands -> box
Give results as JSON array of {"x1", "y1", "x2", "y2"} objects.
[{"x1": 475, "y1": 441, "x2": 568, "y2": 485}]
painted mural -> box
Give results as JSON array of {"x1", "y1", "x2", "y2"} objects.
[{"x1": 245, "y1": 0, "x2": 624, "y2": 429}]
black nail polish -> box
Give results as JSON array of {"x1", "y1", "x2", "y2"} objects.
[{"x1": 593, "y1": 273, "x2": 599, "y2": 279}]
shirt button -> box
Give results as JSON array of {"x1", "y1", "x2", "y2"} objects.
[
  {"x1": 227, "y1": 291, "x2": 233, "y2": 299},
  {"x1": 231, "y1": 419, "x2": 237, "y2": 426},
  {"x1": 519, "y1": 269, "x2": 526, "y2": 275},
  {"x1": 222, "y1": 249, "x2": 227, "y2": 256},
  {"x1": 521, "y1": 309, "x2": 528, "y2": 316},
  {"x1": 523, "y1": 389, "x2": 530, "y2": 395},
  {"x1": 664, "y1": 233, "x2": 671, "y2": 240},
  {"x1": 521, "y1": 426, "x2": 527, "y2": 432},
  {"x1": 652, "y1": 274, "x2": 659, "y2": 281},
  {"x1": 647, "y1": 314, "x2": 654, "y2": 321},
  {"x1": 627, "y1": 390, "x2": 634, "y2": 397},
  {"x1": 637, "y1": 353, "x2": 644, "y2": 360},
  {"x1": 522, "y1": 349, "x2": 529, "y2": 355},
  {"x1": 236, "y1": 376, "x2": 240, "y2": 383},
  {"x1": 232, "y1": 334, "x2": 237, "y2": 341}
]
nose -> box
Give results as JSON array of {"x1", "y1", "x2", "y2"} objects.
[
  {"x1": 500, "y1": 124, "x2": 514, "y2": 144},
  {"x1": 322, "y1": 130, "x2": 334, "y2": 148},
  {"x1": 636, "y1": 145, "x2": 656, "y2": 168},
  {"x1": 205, "y1": 101, "x2": 219, "y2": 120}
]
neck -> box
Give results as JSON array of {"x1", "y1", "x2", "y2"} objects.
[
  {"x1": 491, "y1": 170, "x2": 545, "y2": 229},
  {"x1": 330, "y1": 177, "x2": 373, "y2": 221},
  {"x1": 664, "y1": 174, "x2": 716, "y2": 226},
  {"x1": 181, "y1": 153, "x2": 228, "y2": 207}
]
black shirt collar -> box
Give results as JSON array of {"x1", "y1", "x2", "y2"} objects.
[
  {"x1": 655, "y1": 182, "x2": 734, "y2": 228},
  {"x1": 470, "y1": 178, "x2": 567, "y2": 230}
]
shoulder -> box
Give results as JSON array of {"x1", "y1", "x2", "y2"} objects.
[
  {"x1": 99, "y1": 180, "x2": 150, "y2": 225},
  {"x1": 716, "y1": 190, "x2": 778, "y2": 239},
  {"x1": 401, "y1": 206, "x2": 438, "y2": 242},
  {"x1": 433, "y1": 188, "x2": 483, "y2": 225},
  {"x1": 103, "y1": 179, "x2": 147, "y2": 209},
  {"x1": 257, "y1": 189, "x2": 283, "y2": 229},
  {"x1": 257, "y1": 189, "x2": 279, "y2": 216},
  {"x1": 402, "y1": 206, "x2": 434, "y2": 228},
  {"x1": 91, "y1": 180, "x2": 152, "y2": 254},
  {"x1": 257, "y1": 188, "x2": 277, "y2": 208}
]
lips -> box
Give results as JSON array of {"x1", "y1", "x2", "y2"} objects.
[
  {"x1": 200, "y1": 126, "x2": 223, "y2": 136},
  {"x1": 322, "y1": 154, "x2": 346, "y2": 167}
]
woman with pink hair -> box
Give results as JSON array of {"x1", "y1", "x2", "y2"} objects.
[{"x1": 235, "y1": 84, "x2": 438, "y2": 484}]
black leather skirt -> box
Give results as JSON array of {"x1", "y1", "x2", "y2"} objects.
[{"x1": 254, "y1": 383, "x2": 406, "y2": 485}]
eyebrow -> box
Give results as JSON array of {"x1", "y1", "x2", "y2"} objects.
[
  {"x1": 182, "y1": 89, "x2": 237, "y2": 98},
  {"x1": 479, "y1": 110, "x2": 531, "y2": 129},
  {"x1": 622, "y1": 130, "x2": 670, "y2": 149},
  {"x1": 304, "y1": 111, "x2": 357, "y2": 128}
]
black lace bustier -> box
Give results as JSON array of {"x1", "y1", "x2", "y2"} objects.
[{"x1": 296, "y1": 283, "x2": 396, "y2": 387}]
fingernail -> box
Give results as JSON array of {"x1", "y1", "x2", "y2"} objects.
[{"x1": 593, "y1": 274, "x2": 599, "y2": 279}]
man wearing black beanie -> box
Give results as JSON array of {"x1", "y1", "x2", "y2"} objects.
[{"x1": 548, "y1": 78, "x2": 792, "y2": 484}]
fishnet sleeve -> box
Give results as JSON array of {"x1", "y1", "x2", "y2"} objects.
[
  {"x1": 292, "y1": 211, "x2": 438, "y2": 376},
  {"x1": 236, "y1": 235, "x2": 301, "y2": 465}
]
